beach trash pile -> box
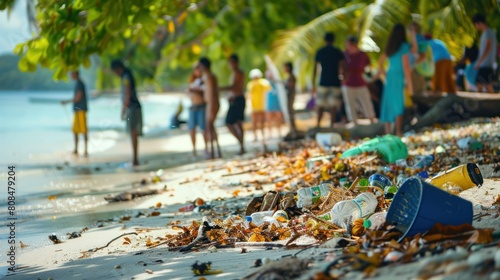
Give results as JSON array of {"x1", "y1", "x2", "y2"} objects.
[{"x1": 157, "y1": 120, "x2": 500, "y2": 278}]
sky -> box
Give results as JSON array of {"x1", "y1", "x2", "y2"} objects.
[{"x1": 0, "y1": 0, "x2": 31, "y2": 55}]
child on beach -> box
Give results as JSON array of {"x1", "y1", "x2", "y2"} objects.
[
  {"x1": 61, "y1": 70, "x2": 88, "y2": 157},
  {"x1": 247, "y1": 69, "x2": 271, "y2": 144},
  {"x1": 187, "y1": 66, "x2": 208, "y2": 157},
  {"x1": 376, "y1": 24, "x2": 414, "y2": 136},
  {"x1": 198, "y1": 57, "x2": 222, "y2": 159},
  {"x1": 265, "y1": 70, "x2": 283, "y2": 138}
]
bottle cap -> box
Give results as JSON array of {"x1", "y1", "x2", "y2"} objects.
[
  {"x1": 245, "y1": 216, "x2": 252, "y2": 222},
  {"x1": 363, "y1": 219, "x2": 372, "y2": 229}
]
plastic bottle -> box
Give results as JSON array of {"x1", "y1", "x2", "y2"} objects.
[
  {"x1": 412, "y1": 155, "x2": 434, "y2": 168},
  {"x1": 296, "y1": 183, "x2": 332, "y2": 208},
  {"x1": 245, "y1": 216, "x2": 252, "y2": 228},
  {"x1": 262, "y1": 216, "x2": 280, "y2": 226},
  {"x1": 329, "y1": 192, "x2": 378, "y2": 228},
  {"x1": 250, "y1": 210, "x2": 274, "y2": 226},
  {"x1": 396, "y1": 174, "x2": 407, "y2": 186},
  {"x1": 363, "y1": 212, "x2": 387, "y2": 230}
]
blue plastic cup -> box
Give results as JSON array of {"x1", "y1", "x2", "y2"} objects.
[{"x1": 386, "y1": 177, "x2": 473, "y2": 241}]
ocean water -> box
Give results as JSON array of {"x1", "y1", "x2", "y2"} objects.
[
  {"x1": 0, "y1": 90, "x2": 193, "y2": 252},
  {"x1": 0, "y1": 90, "x2": 191, "y2": 165}
]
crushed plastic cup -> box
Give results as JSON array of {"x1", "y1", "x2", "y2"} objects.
[
  {"x1": 316, "y1": 132, "x2": 342, "y2": 149},
  {"x1": 369, "y1": 174, "x2": 392, "y2": 188}
]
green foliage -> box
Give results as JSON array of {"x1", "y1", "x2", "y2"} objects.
[
  {"x1": 3, "y1": 0, "x2": 499, "y2": 90},
  {"x1": 0, "y1": 54, "x2": 72, "y2": 90},
  {"x1": 12, "y1": 0, "x2": 190, "y2": 81}
]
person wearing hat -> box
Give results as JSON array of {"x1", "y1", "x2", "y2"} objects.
[{"x1": 247, "y1": 68, "x2": 271, "y2": 144}]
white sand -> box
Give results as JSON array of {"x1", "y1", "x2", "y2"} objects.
[{"x1": 4, "y1": 156, "x2": 499, "y2": 279}]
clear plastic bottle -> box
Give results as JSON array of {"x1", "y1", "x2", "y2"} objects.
[
  {"x1": 296, "y1": 183, "x2": 332, "y2": 208},
  {"x1": 363, "y1": 212, "x2": 387, "y2": 230},
  {"x1": 329, "y1": 192, "x2": 378, "y2": 228},
  {"x1": 250, "y1": 210, "x2": 274, "y2": 226}
]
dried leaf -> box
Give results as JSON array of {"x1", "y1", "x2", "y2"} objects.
[
  {"x1": 493, "y1": 194, "x2": 500, "y2": 206},
  {"x1": 19, "y1": 241, "x2": 29, "y2": 248},
  {"x1": 351, "y1": 219, "x2": 366, "y2": 236},
  {"x1": 248, "y1": 233, "x2": 265, "y2": 242},
  {"x1": 423, "y1": 223, "x2": 494, "y2": 244},
  {"x1": 232, "y1": 190, "x2": 241, "y2": 197},
  {"x1": 124, "y1": 237, "x2": 131, "y2": 243},
  {"x1": 149, "y1": 211, "x2": 161, "y2": 217}
]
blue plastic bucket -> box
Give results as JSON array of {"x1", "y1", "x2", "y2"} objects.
[{"x1": 386, "y1": 177, "x2": 473, "y2": 241}]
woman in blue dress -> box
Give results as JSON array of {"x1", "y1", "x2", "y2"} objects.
[{"x1": 377, "y1": 24, "x2": 414, "y2": 136}]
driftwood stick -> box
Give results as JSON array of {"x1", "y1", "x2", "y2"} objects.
[{"x1": 92, "y1": 232, "x2": 138, "y2": 252}]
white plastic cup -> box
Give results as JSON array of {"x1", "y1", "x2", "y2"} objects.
[{"x1": 316, "y1": 133, "x2": 342, "y2": 149}]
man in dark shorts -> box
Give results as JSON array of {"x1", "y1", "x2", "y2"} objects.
[
  {"x1": 473, "y1": 14, "x2": 497, "y2": 93},
  {"x1": 111, "y1": 59, "x2": 143, "y2": 166},
  {"x1": 219, "y1": 54, "x2": 246, "y2": 154},
  {"x1": 61, "y1": 70, "x2": 88, "y2": 157},
  {"x1": 312, "y1": 32, "x2": 346, "y2": 128}
]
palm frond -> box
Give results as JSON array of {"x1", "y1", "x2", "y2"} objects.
[
  {"x1": 358, "y1": 0, "x2": 412, "y2": 53},
  {"x1": 270, "y1": 3, "x2": 365, "y2": 64},
  {"x1": 425, "y1": 0, "x2": 498, "y2": 59}
]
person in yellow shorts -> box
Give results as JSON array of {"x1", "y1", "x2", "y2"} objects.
[
  {"x1": 62, "y1": 71, "x2": 88, "y2": 156},
  {"x1": 247, "y1": 69, "x2": 271, "y2": 143}
]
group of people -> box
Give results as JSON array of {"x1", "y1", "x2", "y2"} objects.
[
  {"x1": 187, "y1": 54, "x2": 298, "y2": 158},
  {"x1": 63, "y1": 13, "x2": 497, "y2": 164},
  {"x1": 310, "y1": 14, "x2": 497, "y2": 136}
]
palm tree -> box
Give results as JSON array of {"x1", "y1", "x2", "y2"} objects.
[{"x1": 271, "y1": 0, "x2": 499, "y2": 89}]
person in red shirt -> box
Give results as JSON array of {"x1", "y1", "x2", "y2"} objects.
[{"x1": 342, "y1": 36, "x2": 376, "y2": 124}]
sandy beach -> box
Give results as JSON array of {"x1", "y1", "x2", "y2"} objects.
[{"x1": 1, "y1": 114, "x2": 499, "y2": 280}]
